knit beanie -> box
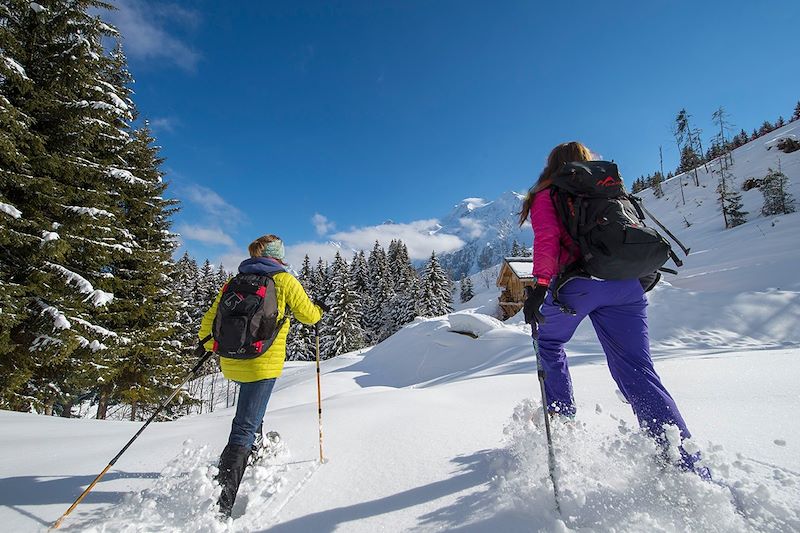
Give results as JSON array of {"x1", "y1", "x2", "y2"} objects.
[{"x1": 262, "y1": 239, "x2": 285, "y2": 261}]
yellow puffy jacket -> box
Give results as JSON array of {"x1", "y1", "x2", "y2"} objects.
[{"x1": 198, "y1": 269, "x2": 322, "y2": 383}]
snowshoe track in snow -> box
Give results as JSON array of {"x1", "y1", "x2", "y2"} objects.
[
  {"x1": 70, "y1": 438, "x2": 323, "y2": 532},
  {"x1": 489, "y1": 399, "x2": 800, "y2": 533}
]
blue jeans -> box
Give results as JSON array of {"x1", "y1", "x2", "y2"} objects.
[{"x1": 229, "y1": 378, "x2": 276, "y2": 448}]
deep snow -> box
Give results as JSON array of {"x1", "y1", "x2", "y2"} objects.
[{"x1": 1, "y1": 121, "x2": 799, "y2": 532}]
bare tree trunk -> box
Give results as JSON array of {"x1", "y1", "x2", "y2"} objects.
[
  {"x1": 61, "y1": 398, "x2": 74, "y2": 418},
  {"x1": 697, "y1": 136, "x2": 709, "y2": 172},
  {"x1": 198, "y1": 376, "x2": 204, "y2": 415},
  {"x1": 718, "y1": 160, "x2": 729, "y2": 229},
  {"x1": 130, "y1": 401, "x2": 137, "y2": 422},
  {"x1": 209, "y1": 372, "x2": 217, "y2": 413},
  {"x1": 96, "y1": 390, "x2": 108, "y2": 420}
]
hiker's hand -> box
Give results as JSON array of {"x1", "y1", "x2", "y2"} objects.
[
  {"x1": 313, "y1": 297, "x2": 331, "y2": 313},
  {"x1": 523, "y1": 285, "x2": 547, "y2": 325}
]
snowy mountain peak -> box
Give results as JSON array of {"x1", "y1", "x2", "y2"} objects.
[{"x1": 458, "y1": 197, "x2": 490, "y2": 211}]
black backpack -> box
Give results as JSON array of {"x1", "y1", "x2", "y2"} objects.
[
  {"x1": 212, "y1": 273, "x2": 286, "y2": 359},
  {"x1": 549, "y1": 161, "x2": 686, "y2": 280}
]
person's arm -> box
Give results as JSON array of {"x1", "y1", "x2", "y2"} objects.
[
  {"x1": 198, "y1": 287, "x2": 224, "y2": 351},
  {"x1": 530, "y1": 190, "x2": 561, "y2": 285},
  {"x1": 282, "y1": 274, "x2": 323, "y2": 325}
]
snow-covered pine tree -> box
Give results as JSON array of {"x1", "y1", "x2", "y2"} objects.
[
  {"x1": 318, "y1": 252, "x2": 346, "y2": 356},
  {"x1": 716, "y1": 166, "x2": 747, "y2": 229},
  {"x1": 651, "y1": 171, "x2": 665, "y2": 198},
  {"x1": 419, "y1": 251, "x2": 453, "y2": 317},
  {"x1": 758, "y1": 121, "x2": 774, "y2": 137},
  {"x1": 0, "y1": 4, "x2": 40, "y2": 408},
  {"x1": 215, "y1": 263, "x2": 230, "y2": 288},
  {"x1": 312, "y1": 258, "x2": 329, "y2": 301},
  {"x1": 173, "y1": 252, "x2": 202, "y2": 362},
  {"x1": 725, "y1": 190, "x2": 747, "y2": 228},
  {"x1": 364, "y1": 241, "x2": 393, "y2": 343},
  {"x1": 677, "y1": 144, "x2": 702, "y2": 177},
  {"x1": 386, "y1": 239, "x2": 400, "y2": 284},
  {"x1": 387, "y1": 241, "x2": 419, "y2": 336},
  {"x1": 320, "y1": 252, "x2": 363, "y2": 358},
  {"x1": 792, "y1": 101, "x2": 800, "y2": 122},
  {"x1": 675, "y1": 108, "x2": 701, "y2": 186},
  {"x1": 348, "y1": 250, "x2": 372, "y2": 334},
  {"x1": 287, "y1": 255, "x2": 318, "y2": 361},
  {"x1": 460, "y1": 274, "x2": 474, "y2": 303},
  {"x1": 0, "y1": 1, "x2": 150, "y2": 414},
  {"x1": 196, "y1": 259, "x2": 218, "y2": 310},
  {"x1": 760, "y1": 166, "x2": 796, "y2": 216}
]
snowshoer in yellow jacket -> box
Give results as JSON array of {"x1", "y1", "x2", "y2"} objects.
[{"x1": 200, "y1": 234, "x2": 324, "y2": 518}]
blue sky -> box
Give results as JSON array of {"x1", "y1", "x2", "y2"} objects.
[{"x1": 104, "y1": 0, "x2": 800, "y2": 269}]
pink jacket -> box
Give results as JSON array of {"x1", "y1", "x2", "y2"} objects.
[{"x1": 530, "y1": 189, "x2": 580, "y2": 282}]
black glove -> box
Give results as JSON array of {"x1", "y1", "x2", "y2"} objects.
[
  {"x1": 313, "y1": 297, "x2": 331, "y2": 313},
  {"x1": 523, "y1": 285, "x2": 547, "y2": 325}
]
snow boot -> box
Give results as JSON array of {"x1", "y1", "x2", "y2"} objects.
[{"x1": 216, "y1": 443, "x2": 251, "y2": 518}]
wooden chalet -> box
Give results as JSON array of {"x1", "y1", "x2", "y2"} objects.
[{"x1": 496, "y1": 257, "x2": 535, "y2": 320}]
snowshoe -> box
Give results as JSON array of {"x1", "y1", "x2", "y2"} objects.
[{"x1": 248, "y1": 429, "x2": 282, "y2": 466}]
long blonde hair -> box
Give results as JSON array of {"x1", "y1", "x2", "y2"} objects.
[{"x1": 517, "y1": 141, "x2": 594, "y2": 226}]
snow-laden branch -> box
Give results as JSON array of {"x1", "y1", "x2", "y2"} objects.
[
  {"x1": 36, "y1": 299, "x2": 71, "y2": 330},
  {"x1": 68, "y1": 235, "x2": 133, "y2": 254},
  {"x1": 63, "y1": 205, "x2": 115, "y2": 218},
  {"x1": 1, "y1": 201, "x2": 22, "y2": 219},
  {"x1": 72, "y1": 317, "x2": 118, "y2": 338},
  {"x1": 2, "y1": 56, "x2": 29, "y2": 80},
  {"x1": 41, "y1": 231, "x2": 59, "y2": 244},
  {"x1": 45, "y1": 262, "x2": 114, "y2": 306},
  {"x1": 30, "y1": 335, "x2": 63, "y2": 352},
  {"x1": 76, "y1": 335, "x2": 107, "y2": 352},
  {"x1": 108, "y1": 167, "x2": 147, "y2": 185}
]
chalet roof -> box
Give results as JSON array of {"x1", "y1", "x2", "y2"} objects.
[{"x1": 504, "y1": 257, "x2": 534, "y2": 280}]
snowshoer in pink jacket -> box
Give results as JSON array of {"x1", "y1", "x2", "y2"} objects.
[{"x1": 519, "y1": 141, "x2": 708, "y2": 478}]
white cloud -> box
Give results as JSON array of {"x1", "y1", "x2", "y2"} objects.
[
  {"x1": 459, "y1": 218, "x2": 484, "y2": 239},
  {"x1": 329, "y1": 219, "x2": 464, "y2": 260},
  {"x1": 215, "y1": 249, "x2": 248, "y2": 273},
  {"x1": 312, "y1": 213, "x2": 335, "y2": 236},
  {"x1": 177, "y1": 224, "x2": 235, "y2": 247},
  {"x1": 150, "y1": 117, "x2": 176, "y2": 133},
  {"x1": 283, "y1": 219, "x2": 464, "y2": 266},
  {"x1": 180, "y1": 184, "x2": 245, "y2": 226},
  {"x1": 103, "y1": 0, "x2": 201, "y2": 71},
  {"x1": 284, "y1": 241, "x2": 345, "y2": 269}
]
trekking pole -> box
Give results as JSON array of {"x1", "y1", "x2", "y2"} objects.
[
  {"x1": 314, "y1": 323, "x2": 325, "y2": 463},
  {"x1": 51, "y1": 336, "x2": 214, "y2": 530},
  {"x1": 532, "y1": 336, "x2": 562, "y2": 516}
]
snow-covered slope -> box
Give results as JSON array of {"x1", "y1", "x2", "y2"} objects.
[{"x1": 1, "y1": 313, "x2": 798, "y2": 532}]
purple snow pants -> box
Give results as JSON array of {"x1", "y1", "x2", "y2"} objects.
[{"x1": 534, "y1": 277, "x2": 703, "y2": 471}]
